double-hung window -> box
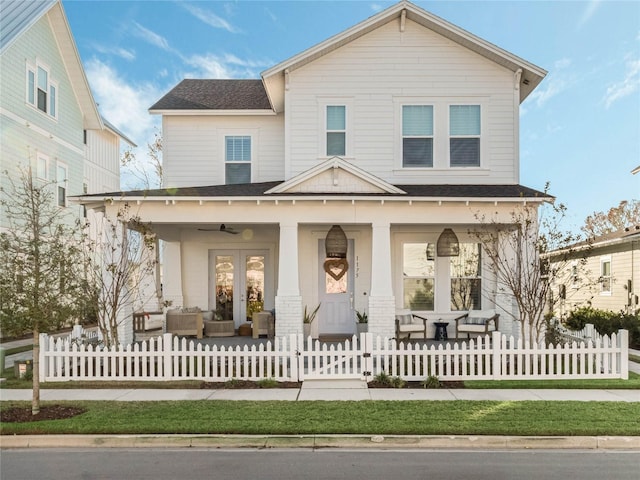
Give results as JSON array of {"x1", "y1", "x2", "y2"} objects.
[
  {"x1": 402, "y1": 105, "x2": 433, "y2": 167},
  {"x1": 402, "y1": 243, "x2": 435, "y2": 311},
  {"x1": 56, "y1": 164, "x2": 67, "y2": 207},
  {"x1": 326, "y1": 106, "x2": 346, "y2": 156},
  {"x1": 600, "y1": 257, "x2": 611, "y2": 294},
  {"x1": 27, "y1": 63, "x2": 57, "y2": 118},
  {"x1": 225, "y1": 136, "x2": 251, "y2": 184},
  {"x1": 450, "y1": 105, "x2": 480, "y2": 167},
  {"x1": 450, "y1": 243, "x2": 482, "y2": 310}
]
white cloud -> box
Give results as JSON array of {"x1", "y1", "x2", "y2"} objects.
[
  {"x1": 92, "y1": 44, "x2": 136, "y2": 62},
  {"x1": 181, "y1": 3, "x2": 241, "y2": 34},
  {"x1": 371, "y1": 3, "x2": 384, "y2": 13},
  {"x1": 264, "y1": 7, "x2": 278, "y2": 23},
  {"x1": 84, "y1": 59, "x2": 164, "y2": 189},
  {"x1": 604, "y1": 57, "x2": 640, "y2": 108},
  {"x1": 577, "y1": 0, "x2": 602, "y2": 29},
  {"x1": 132, "y1": 21, "x2": 171, "y2": 51},
  {"x1": 527, "y1": 75, "x2": 567, "y2": 108},
  {"x1": 183, "y1": 53, "x2": 272, "y2": 79}
]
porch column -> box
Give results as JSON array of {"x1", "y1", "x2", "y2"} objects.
[
  {"x1": 368, "y1": 221, "x2": 395, "y2": 338},
  {"x1": 163, "y1": 241, "x2": 184, "y2": 308},
  {"x1": 275, "y1": 221, "x2": 302, "y2": 337}
]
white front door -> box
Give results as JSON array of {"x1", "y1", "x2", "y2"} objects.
[
  {"x1": 318, "y1": 239, "x2": 355, "y2": 335},
  {"x1": 210, "y1": 250, "x2": 268, "y2": 328}
]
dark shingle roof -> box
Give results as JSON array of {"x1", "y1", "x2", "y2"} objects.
[
  {"x1": 149, "y1": 79, "x2": 272, "y2": 111},
  {"x1": 87, "y1": 183, "x2": 549, "y2": 199}
]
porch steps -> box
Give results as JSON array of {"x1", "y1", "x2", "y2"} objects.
[{"x1": 301, "y1": 379, "x2": 368, "y2": 389}]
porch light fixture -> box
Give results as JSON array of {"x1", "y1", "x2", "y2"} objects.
[
  {"x1": 324, "y1": 225, "x2": 349, "y2": 281},
  {"x1": 325, "y1": 225, "x2": 348, "y2": 258},
  {"x1": 437, "y1": 228, "x2": 459, "y2": 257}
]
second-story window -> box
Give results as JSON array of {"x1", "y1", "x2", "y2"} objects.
[
  {"x1": 326, "y1": 105, "x2": 346, "y2": 156},
  {"x1": 402, "y1": 105, "x2": 433, "y2": 167},
  {"x1": 450, "y1": 105, "x2": 480, "y2": 167},
  {"x1": 36, "y1": 153, "x2": 49, "y2": 180},
  {"x1": 27, "y1": 63, "x2": 57, "y2": 118},
  {"x1": 225, "y1": 136, "x2": 251, "y2": 184}
]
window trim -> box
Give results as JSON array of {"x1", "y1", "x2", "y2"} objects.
[
  {"x1": 318, "y1": 98, "x2": 353, "y2": 159},
  {"x1": 449, "y1": 104, "x2": 481, "y2": 167},
  {"x1": 600, "y1": 256, "x2": 612, "y2": 296},
  {"x1": 36, "y1": 153, "x2": 49, "y2": 180},
  {"x1": 401, "y1": 104, "x2": 434, "y2": 168},
  {"x1": 26, "y1": 61, "x2": 58, "y2": 119},
  {"x1": 224, "y1": 134, "x2": 252, "y2": 185}
]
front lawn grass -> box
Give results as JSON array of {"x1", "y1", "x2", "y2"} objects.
[{"x1": 1, "y1": 400, "x2": 639, "y2": 436}]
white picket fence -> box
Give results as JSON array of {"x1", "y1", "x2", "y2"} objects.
[{"x1": 39, "y1": 330, "x2": 630, "y2": 383}]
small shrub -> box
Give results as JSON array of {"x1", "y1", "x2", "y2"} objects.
[
  {"x1": 422, "y1": 375, "x2": 441, "y2": 389},
  {"x1": 224, "y1": 378, "x2": 243, "y2": 388},
  {"x1": 389, "y1": 376, "x2": 406, "y2": 388},
  {"x1": 256, "y1": 378, "x2": 279, "y2": 389},
  {"x1": 565, "y1": 307, "x2": 640, "y2": 349},
  {"x1": 374, "y1": 371, "x2": 391, "y2": 385}
]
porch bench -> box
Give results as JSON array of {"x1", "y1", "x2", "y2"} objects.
[
  {"x1": 395, "y1": 310, "x2": 428, "y2": 340},
  {"x1": 455, "y1": 310, "x2": 499, "y2": 339}
]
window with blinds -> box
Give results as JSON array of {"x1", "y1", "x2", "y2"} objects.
[
  {"x1": 450, "y1": 105, "x2": 480, "y2": 167},
  {"x1": 402, "y1": 105, "x2": 433, "y2": 167},
  {"x1": 225, "y1": 136, "x2": 251, "y2": 184}
]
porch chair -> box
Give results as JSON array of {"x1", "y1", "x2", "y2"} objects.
[
  {"x1": 395, "y1": 309, "x2": 428, "y2": 340},
  {"x1": 454, "y1": 310, "x2": 499, "y2": 339}
]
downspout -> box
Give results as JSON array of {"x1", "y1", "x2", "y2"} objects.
[{"x1": 513, "y1": 69, "x2": 522, "y2": 184}]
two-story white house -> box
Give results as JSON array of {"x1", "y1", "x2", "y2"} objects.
[
  {"x1": 81, "y1": 1, "x2": 549, "y2": 341},
  {"x1": 0, "y1": 0, "x2": 134, "y2": 231}
]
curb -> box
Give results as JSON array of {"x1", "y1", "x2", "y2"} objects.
[{"x1": 2, "y1": 434, "x2": 639, "y2": 450}]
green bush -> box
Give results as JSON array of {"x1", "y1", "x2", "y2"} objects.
[{"x1": 565, "y1": 307, "x2": 640, "y2": 349}]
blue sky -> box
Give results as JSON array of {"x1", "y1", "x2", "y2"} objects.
[{"x1": 62, "y1": 0, "x2": 639, "y2": 231}]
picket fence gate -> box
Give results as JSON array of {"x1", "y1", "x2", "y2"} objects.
[{"x1": 39, "y1": 330, "x2": 629, "y2": 383}]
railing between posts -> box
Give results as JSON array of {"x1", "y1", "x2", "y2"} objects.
[{"x1": 39, "y1": 330, "x2": 629, "y2": 383}]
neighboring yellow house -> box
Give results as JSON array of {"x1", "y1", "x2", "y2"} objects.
[{"x1": 549, "y1": 226, "x2": 640, "y2": 317}]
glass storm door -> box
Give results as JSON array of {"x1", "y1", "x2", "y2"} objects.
[
  {"x1": 318, "y1": 239, "x2": 355, "y2": 335},
  {"x1": 212, "y1": 251, "x2": 266, "y2": 328}
]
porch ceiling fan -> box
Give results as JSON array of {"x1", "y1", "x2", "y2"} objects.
[{"x1": 197, "y1": 224, "x2": 239, "y2": 235}]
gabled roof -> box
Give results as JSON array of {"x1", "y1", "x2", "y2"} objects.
[
  {"x1": 0, "y1": 0, "x2": 102, "y2": 130},
  {"x1": 265, "y1": 157, "x2": 406, "y2": 195},
  {"x1": 77, "y1": 182, "x2": 549, "y2": 202},
  {"x1": 149, "y1": 79, "x2": 272, "y2": 113},
  {"x1": 262, "y1": 0, "x2": 546, "y2": 112},
  {"x1": 0, "y1": 0, "x2": 57, "y2": 54}
]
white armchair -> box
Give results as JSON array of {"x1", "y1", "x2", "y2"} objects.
[{"x1": 395, "y1": 309, "x2": 428, "y2": 340}]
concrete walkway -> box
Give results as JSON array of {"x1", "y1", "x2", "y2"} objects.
[{"x1": 1, "y1": 382, "x2": 639, "y2": 402}]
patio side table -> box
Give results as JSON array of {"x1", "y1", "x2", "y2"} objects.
[{"x1": 434, "y1": 322, "x2": 449, "y2": 341}]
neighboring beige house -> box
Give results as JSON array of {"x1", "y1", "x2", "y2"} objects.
[
  {"x1": 550, "y1": 226, "x2": 640, "y2": 317},
  {"x1": 0, "y1": 0, "x2": 134, "y2": 231},
  {"x1": 79, "y1": 1, "x2": 550, "y2": 342}
]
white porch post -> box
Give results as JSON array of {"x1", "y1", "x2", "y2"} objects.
[
  {"x1": 368, "y1": 221, "x2": 395, "y2": 338},
  {"x1": 162, "y1": 241, "x2": 184, "y2": 308},
  {"x1": 275, "y1": 221, "x2": 302, "y2": 337}
]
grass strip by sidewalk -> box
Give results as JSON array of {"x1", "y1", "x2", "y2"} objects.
[{"x1": 2, "y1": 400, "x2": 639, "y2": 436}]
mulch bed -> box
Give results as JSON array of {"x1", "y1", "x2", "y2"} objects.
[
  {"x1": 1, "y1": 405, "x2": 86, "y2": 423},
  {"x1": 368, "y1": 380, "x2": 465, "y2": 389},
  {"x1": 202, "y1": 380, "x2": 303, "y2": 389}
]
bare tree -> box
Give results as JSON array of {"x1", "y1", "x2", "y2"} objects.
[
  {"x1": 121, "y1": 130, "x2": 163, "y2": 190},
  {"x1": 79, "y1": 202, "x2": 157, "y2": 348},
  {"x1": 583, "y1": 200, "x2": 640, "y2": 237},
  {"x1": 472, "y1": 196, "x2": 586, "y2": 344},
  {"x1": 0, "y1": 168, "x2": 85, "y2": 414}
]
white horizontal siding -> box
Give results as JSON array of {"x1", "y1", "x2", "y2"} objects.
[
  {"x1": 287, "y1": 18, "x2": 518, "y2": 185},
  {"x1": 84, "y1": 129, "x2": 119, "y2": 193},
  {"x1": 163, "y1": 114, "x2": 284, "y2": 188}
]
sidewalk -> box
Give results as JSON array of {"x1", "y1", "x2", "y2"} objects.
[{"x1": 1, "y1": 381, "x2": 639, "y2": 402}]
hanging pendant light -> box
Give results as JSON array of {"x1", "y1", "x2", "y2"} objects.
[
  {"x1": 437, "y1": 228, "x2": 459, "y2": 256},
  {"x1": 325, "y1": 225, "x2": 348, "y2": 258}
]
